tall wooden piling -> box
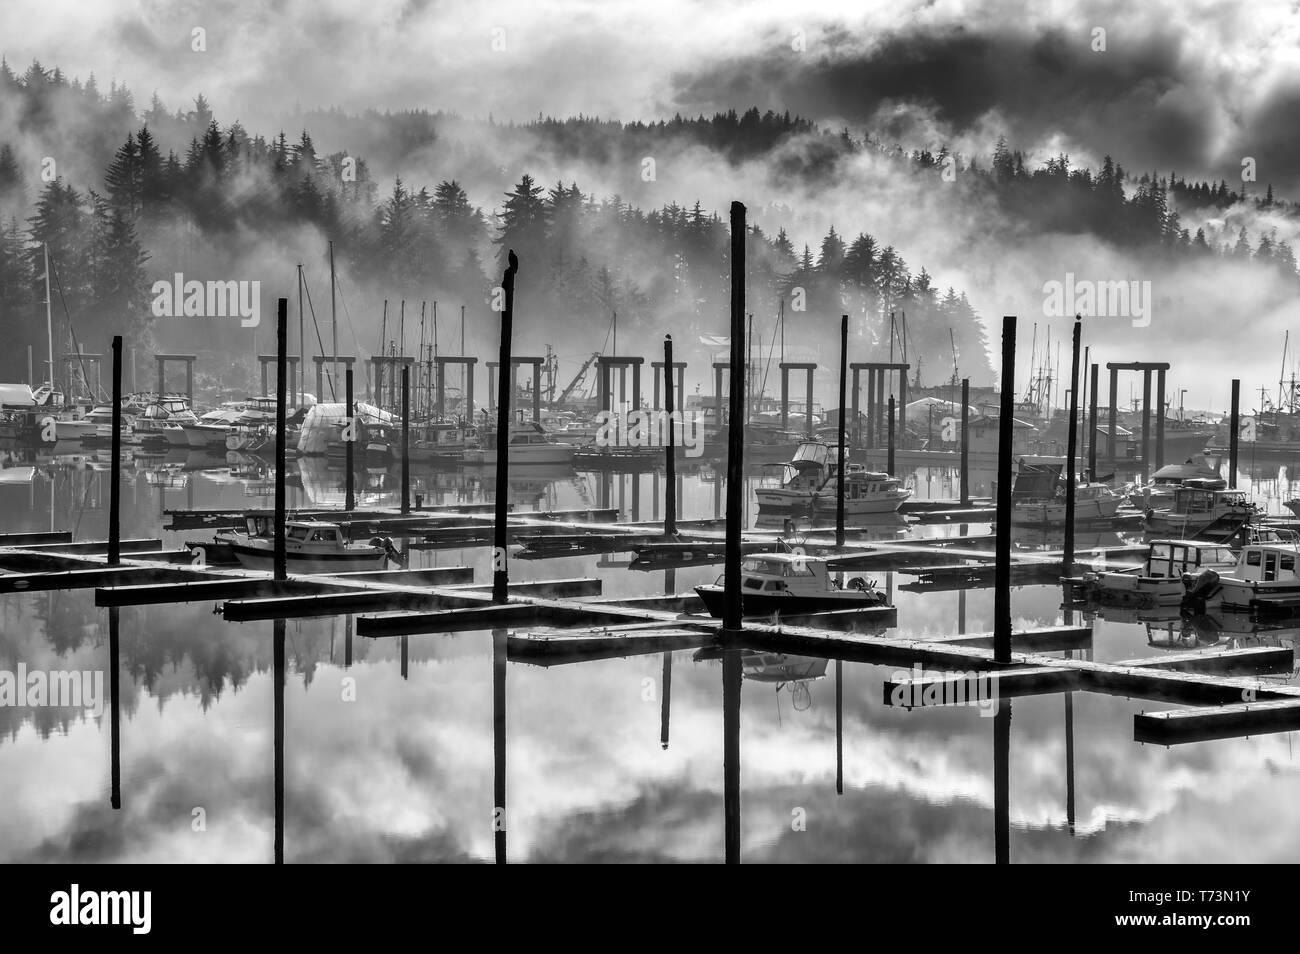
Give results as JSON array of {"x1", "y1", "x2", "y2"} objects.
[
  {"x1": 723, "y1": 204, "x2": 746, "y2": 632},
  {"x1": 274, "y1": 299, "x2": 288, "y2": 582},
  {"x1": 960, "y1": 378, "x2": 970, "y2": 506},
  {"x1": 273, "y1": 615, "x2": 285, "y2": 864},
  {"x1": 664, "y1": 335, "x2": 677, "y2": 536},
  {"x1": 1229, "y1": 379, "x2": 1240, "y2": 489},
  {"x1": 109, "y1": 604, "x2": 121, "y2": 809},
  {"x1": 995, "y1": 317, "x2": 1016, "y2": 664},
  {"x1": 108, "y1": 335, "x2": 122, "y2": 566},
  {"x1": 401, "y1": 366, "x2": 410, "y2": 514},
  {"x1": 1141, "y1": 369, "x2": 1152, "y2": 481},
  {"x1": 344, "y1": 368, "x2": 355, "y2": 511},
  {"x1": 887, "y1": 395, "x2": 896, "y2": 475},
  {"x1": 1063, "y1": 317, "x2": 1081, "y2": 572},
  {"x1": 836, "y1": 314, "x2": 849, "y2": 548},
  {"x1": 493, "y1": 252, "x2": 519, "y2": 604},
  {"x1": 1088, "y1": 363, "x2": 1099, "y2": 480}
]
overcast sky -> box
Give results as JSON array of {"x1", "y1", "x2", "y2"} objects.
[{"x1": 3, "y1": 0, "x2": 1299, "y2": 191}]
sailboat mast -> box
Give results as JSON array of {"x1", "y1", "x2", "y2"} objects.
[
  {"x1": 44, "y1": 243, "x2": 53, "y2": 395},
  {"x1": 1279, "y1": 330, "x2": 1289, "y2": 420},
  {"x1": 329, "y1": 240, "x2": 338, "y2": 402}
]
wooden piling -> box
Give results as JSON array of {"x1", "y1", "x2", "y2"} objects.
[
  {"x1": 493, "y1": 252, "x2": 519, "y2": 604},
  {"x1": 960, "y1": 378, "x2": 970, "y2": 506},
  {"x1": 109, "y1": 335, "x2": 122, "y2": 566},
  {"x1": 1229, "y1": 379, "x2": 1240, "y2": 489},
  {"x1": 664, "y1": 335, "x2": 677, "y2": 536},
  {"x1": 274, "y1": 299, "x2": 288, "y2": 582},
  {"x1": 344, "y1": 368, "x2": 355, "y2": 511},
  {"x1": 836, "y1": 314, "x2": 848, "y2": 548},
  {"x1": 887, "y1": 395, "x2": 896, "y2": 475},
  {"x1": 1063, "y1": 317, "x2": 1081, "y2": 572},
  {"x1": 401, "y1": 365, "x2": 410, "y2": 515},
  {"x1": 1088, "y1": 363, "x2": 1098, "y2": 480},
  {"x1": 995, "y1": 317, "x2": 1016, "y2": 664},
  {"x1": 723, "y1": 203, "x2": 746, "y2": 632}
]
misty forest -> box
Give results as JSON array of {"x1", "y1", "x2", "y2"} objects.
[{"x1": 1, "y1": 58, "x2": 1298, "y2": 395}]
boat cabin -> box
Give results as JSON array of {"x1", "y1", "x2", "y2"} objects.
[
  {"x1": 1143, "y1": 540, "x2": 1238, "y2": 578},
  {"x1": 738, "y1": 553, "x2": 830, "y2": 593},
  {"x1": 1169, "y1": 485, "x2": 1251, "y2": 515},
  {"x1": 1232, "y1": 544, "x2": 1300, "y2": 583}
]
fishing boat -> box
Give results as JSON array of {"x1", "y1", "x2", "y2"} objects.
[
  {"x1": 812, "y1": 467, "x2": 912, "y2": 515},
  {"x1": 755, "y1": 440, "x2": 833, "y2": 509},
  {"x1": 756, "y1": 440, "x2": 910, "y2": 514},
  {"x1": 1125, "y1": 455, "x2": 1224, "y2": 507},
  {"x1": 409, "y1": 420, "x2": 480, "y2": 463},
  {"x1": 213, "y1": 516, "x2": 398, "y2": 573},
  {"x1": 134, "y1": 397, "x2": 197, "y2": 447},
  {"x1": 694, "y1": 553, "x2": 889, "y2": 617},
  {"x1": 462, "y1": 421, "x2": 578, "y2": 466},
  {"x1": 181, "y1": 407, "x2": 243, "y2": 449},
  {"x1": 1142, "y1": 482, "x2": 1256, "y2": 535},
  {"x1": 1081, "y1": 539, "x2": 1239, "y2": 606},
  {"x1": 1183, "y1": 540, "x2": 1300, "y2": 612}
]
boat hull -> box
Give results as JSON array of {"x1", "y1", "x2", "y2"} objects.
[
  {"x1": 226, "y1": 541, "x2": 387, "y2": 574},
  {"x1": 694, "y1": 584, "x2": 888, "y2": 617},
  {"x1": 1012, "y1": 496, "x2": 1122, "y2": 525}
]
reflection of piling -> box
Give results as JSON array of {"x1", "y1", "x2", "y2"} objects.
[
  {"x1": 886, "y1": 395, "x2": 896, "y2": 475},
  {"x1": 1065, "y1": 660, "x2": 1076, "y2": 835},
  {"x1": 994, "y1": 700, "x2": 1010, "y2": 864},
  {"x1": 109, "y1": 605, "x2": 121, "y2": 809},
  {"x1": 835, "y1": 658, "x2": 843, "y2": 796},
  {"x1": 723, "y1": 204, "x2": 746, "y2": 632},
  {"x1": 660, "y1": 650, "x2": 672, "y2": 750},
  {"x1": 109, "y1": 335, "x2": 122, "y2": 565},
  {"x1": 274, "y1": 299, "x2": 288, "y2": 582},
  {"x1": 664, "y1": 335, "x2": 677, "y2": 536},
  {"x1": 273, "y1": 615, "x2": 285, "y2": 864},
  {"x1": 401, "y1": 635, "x2": 409, "y2": 679},
  {"x1": 836, "y1": 314, "x2": 848, "y2": 548},
  {"x1": 1229, "y1": 379, "x2": 1240, "y2": 488},
  {"x1": 959, "y1": 378, "x2": 970, "y2": 506},
  {"x1": 344, "y1": 614, "x2": 353, "y2": 667},
  {"x1": 1088, "y1": 363, "x2": 1099, "y2": 479},
  {"x1": 1063, "y1": 317, "x2": 1081, "y2": 573},
  {"x1": 401, "y1": 366, "x2": 410, "y2": 514},
  {"x1": 723, "y1": 647, "x2": 742, "y2": 864},
  {"x1": 344, "y1": 369, "x2": 355, "y2": 511},
  {"x1": 493, "y1": 628, "x2": 507, "y2": 864},
  {"x1": 493, "y1": 252, "x2": 519, "y2": 604},
  {"x1": 995, "y1": 316, "x2": 1016, "y2": 664}
]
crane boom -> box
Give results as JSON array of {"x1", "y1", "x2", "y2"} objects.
[{"x1": 557, "y1": 352, "x2": 601, "y2": 405}]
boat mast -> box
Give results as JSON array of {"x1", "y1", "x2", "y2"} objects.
[
  {"x1": 44, "y1": 243, "x2": 53, "y2": 396},
  {"x1": 1279, "y1": 330, "x2": 1290, "y2": 424}
]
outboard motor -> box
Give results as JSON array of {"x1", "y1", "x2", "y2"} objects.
[
  {"x1": 1180, "y1": 568, "x2": 1222, "y2": 614},
  {"x1": 370, "y1": 535, "x2": 408, "y2": 569}
]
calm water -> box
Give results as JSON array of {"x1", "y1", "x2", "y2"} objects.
[{"x1": 3, "y1": 444, "x2": 1300, "y2": 862}]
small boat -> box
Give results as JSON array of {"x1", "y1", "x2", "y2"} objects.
[
  {"x1": 134, "y1": 397, "x2": 197, "y2": 446},
  {"x1": 755, "y1": 440, "x2": 910, "y2": 514},
  {"x1": 1143, "y1": 482, "x2": 1256, "y2": 535},
  {"x1": 755, "y1": 440, "x2": 834, "y2": 509},
  {"x1": 694, "y1": 553, "x2": 889, "y2": 617},
  {"x1": 182, "y1": 407, "x2": 243, "y2": 449},
  {"x1": 1126, "y1": 455, "x2": 1224, "y2": 507},
  {"x1": 1082, "y1": 539, "x2": 1239, "y2": 606},
  {"x1": 410, "y1": 420, "x2": 480, "y2": 463},
  {"x1": 812, "y1": 467, "x2": 912, "y2": 515},
  {"x1": 1183, "y1": 539, "x2": 1300, "y2": 612},
  {"x1": 462, "y1": 421, "x2": 577, "y2": 465},
  {"x1": 214, "y1": 516, "x2": 397, "y2": 573}
]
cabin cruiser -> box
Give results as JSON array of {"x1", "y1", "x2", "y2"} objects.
[
  {"x1": 1126, "y1": 455, "x2": 1224, "y2": 508},
  {"x1": 181, "y1": 407, "x2": 243, "y2": 449},
  {"x1": 461, "y1": 421, "x2": 577, "y2": 465},
  {"x1": 410, "y1": 420, "x2": 480, "y2": 463},
  {"x1": 695, "y1": 553, "x2": 889, "y2": 617},
  {"x1": 1081, "y1": 539, "x2": 1238, "y2": 606},
  {"x1": 134, "y1": 397, "x2": 198, "y2": 447},
  {"x1": 1142, "y1": 482, "x2": 1256, "y2": 535},
  {"x1": 756, "y1": 440, "x2": 833, "y2": 509},
  {"x1": 812, "y1": 467, "x2": 912, "y2": 515},
  {"x1": 756, "y1": 440, "x2": 910, "y2": 514},
  {"x1": 1007, "y1": 463, "x2": 1123, "y2": 525},
  {"x1": 214, "y1": 516, "x2": 399, "y2": 573},
  {"x1": 1183, "y1": 539, "x2": 1300, "y2": 612}
]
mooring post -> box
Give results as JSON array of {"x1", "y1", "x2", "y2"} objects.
[
  {"x1": 274, "y1": 299, "x2": 288, "y2": 582},
  {"x1": 1063, "y1": 317, "x2": 1082, "y2": 573},
  {"x1": 1088, "y1": 363, "x2": 1099, "y2": 480},
  {"x1": 1229, "y1": 379, "x2": 1240, "y2": 489},
  {"x1": 401, "y1": 366, "x2": 410, "y2": 514},
  {"x1": 493, "y1": 252, "x2": 518, "y2": 604},
  {"x1": 1155, "y1": 367, "x2": 1166, "y2": 470},
  {"x1": 887, "y1": 395, "x2": 896, "y2": 475},
  {"x1": 274, "y1": 614, "x2": 285, "y2": 864},
  {"x1": 664, "y1": 335, "x2": 677, "y2": 536},
  {"x1": 108, "y1": 335, "x2": 122, "y2": 566},
  {"x1": 723, "y1": 203, "x2": 746, "y2": 633},
  {"x1": 109, "y1": 605, "x2": 121, "y2": 809},
  {"x1": 1107, "y1": 366, "x2": 1118, "y2": 473},
  {"x1": 836, "y1": 314, "x2": 848, "y2": 548},
  {"x1": 1141, "y1": 369, "x2": 1152, "y2": 482},
  {"x1": 995, "y1": 316, "x2": 1016, "y2": 665},
  {"x1": 780, "y1": 366, "x2": 789, "y2": 431},
  {"x1": 960, "y1": 378, "x2": 970, "y2": 506},
  {"x1": 344, "y1": 368, "x2": 355, "y2": 511}
]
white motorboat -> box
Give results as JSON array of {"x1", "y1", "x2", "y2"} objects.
[
  {"x1": 182, "y1": 407, "x2": 243, "y2": 449},
  {"x1": 1143, "y1": 482, "x2": 1256, "y2": 535},
  {"x1": 134, "y1": 397, "x2": 197, "y2": 446},
  {"x1": 462, "y1": 421, "x2": 577, "y2": 466},
  {"x1": 756, "y1": 440, "x2": 910, "y2": 514},
  {"x1": 1082, "y1": 539, "x2": 1239, "y2": 606},
  {"x1": 695, "y1": 553, "x2": 890, "y2": 617},
  {"x1": 1126, "y1": 455, "x2": 1224, "y2": 507},
  {"x1": 755, "y1": 440, "x2": 834, "y2": 509},
  {"x1": 1184, "y1": 538, "x2": 1300, "y2": 612},
  {"x1": 214, "y1": 516, "x2": 396, "y2": 573}
]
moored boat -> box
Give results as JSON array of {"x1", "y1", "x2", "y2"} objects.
[
  {"x1": 1082, "y1": 539, "x2": 1238, "y2": 606},
  {"x1": 213, "y1": 516, "x2": 398, "y2": 573},
  {"x1": 694, "y1": 553, "x2": 890, "y2": 617}
]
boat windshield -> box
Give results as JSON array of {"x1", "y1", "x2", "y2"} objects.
[{"x1": 741, "y1": 557, "x2": 814, "y2": 577}]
